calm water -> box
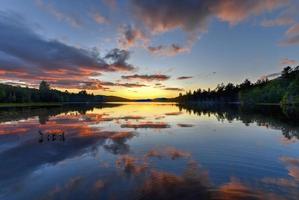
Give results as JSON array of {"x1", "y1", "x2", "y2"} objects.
[{"x1": 0, "y1": 103, "x2": 299, "y2": 200}]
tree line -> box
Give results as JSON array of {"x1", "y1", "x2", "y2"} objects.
[
  {"x1": 177, "y1": 66, "x2": 299, "y2": 105},
  {"x1": 0, "y1": 81, "x2": 104, "y2": 103}
]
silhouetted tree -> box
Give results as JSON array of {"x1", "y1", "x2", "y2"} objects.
[
  {"x1": 39, "y1": 81, "x2": 51, "y2": 102},
  {"x1": 282, "y1": 66, "x2": 292, "y2": 79}
]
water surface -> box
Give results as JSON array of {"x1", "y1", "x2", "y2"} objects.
[{"x1": 0, "y1": 103, "x2": 299, "y2": 200}]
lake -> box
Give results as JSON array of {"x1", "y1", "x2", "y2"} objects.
[{"x1": 0, "y1": 103, "x2": 299, "y2": 200}]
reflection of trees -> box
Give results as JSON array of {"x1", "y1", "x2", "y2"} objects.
[
  {"x1": 0, "y1": 103, "x2": 122, "y2": 124},
  {"x1": 177, "y1": 103, "x2": 299, "y2": 140}
]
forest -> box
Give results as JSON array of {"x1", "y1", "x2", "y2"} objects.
[
  {"x1": 176, "y1": 66, "x2": 299, "y2": 105},
  {"x1": 1, "y1": 66, "x2": 299, "y2": 105},
  {"x1": 175, "y1": 66, "x2": 299, "y2": 104},
  {"x1": 0, "y1": 81, "x2": 128, "y2": 103}
]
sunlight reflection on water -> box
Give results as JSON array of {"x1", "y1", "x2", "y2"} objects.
[{"x1": 0, "y1": 103, "x2": 299, "y2": 200}]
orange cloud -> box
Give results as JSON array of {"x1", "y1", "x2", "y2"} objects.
[
  {"x1": 213, "y1": 0, "x2": 289, "y2": 25},
  {"x1": 281, "y1": 24, "x2": 299, "y2": 45},
  {"x1": 286, "y1": 24, "x2": 299, "y2": 35},
  {"x1": 165, "y1": 111, "x2": 182, "y2": 116},
  {"x1": 109, "y1": 131, "x2": 135, "y2": 141},
  {"x1": 288, "y1": 166, "x2": 299, "y2": 181},
  {"x1": 92, "y1": 12, "x2": 108, "y2": 24},
  {"x1": 218, "y1": 178, "x2": 255, "y2": 200},
  {"x1": 280, "y1": 156, "x2": 299, "y2": 166}
]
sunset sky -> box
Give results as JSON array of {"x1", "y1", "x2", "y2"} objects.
[{"x1": 1, "y1": 0, "x2": 299, "y2": 99}]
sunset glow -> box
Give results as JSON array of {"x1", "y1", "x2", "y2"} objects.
[{"x1": 0, "y1": 0, "x2": 299, "y2": 99}]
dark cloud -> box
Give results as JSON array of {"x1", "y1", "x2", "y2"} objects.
[
  {"x1": 49, "y1": 79, "x2": 107, "y2": 90},
  {"x1": 0, "y1": 13, "x2": 97, "y2": 71},
  {"x1": 116, "y1": 82, "x2": 146, "y2": 88},
  {"x1": 131, "y1": 0, "x2": 288, "y2": 34},
  {"x1": 130, "y1": 0, "x2": 289, "y2": 54},
  {"x1": 0, "y1": 12, "x2": 136, "y2": 89},
  {"x1": 118, "y1": 25, "x2": 148, "y2": 49},
  {"x1": 121, "y1": 74, "x2": 170, "y2": 81},
  {"x1": 101, "y1": 81, "x2": 147, "y2": 88},
  {"x1": 104, "y1": 48, "x2": 135, "y2": 72},
  {"x1": 164, "y1": 87, "x2": 184, "y2": 92},
  {"x1": 177, "y1": 76, "x2": 193, "y2": 80},
  {"x1": 130, "y1": 0, "x2": 211, "y2": 34},
  {"x1": 50, "y1": 79, "x2": 147, "y2": 90},
  {"x1": 118, "y1": 115, "x2": 146, "y2": 120},
  {"x1": 154, "y1": 83, "x2": 165, "y2": 88},
  {"x1": 177, "y1": 123, "x2": 194, "y2": 127},
  {"x1": 147, "y1": 44, "x2": 189, "y2": 56},
  {"x1": 121, "y1": 121, "x2": 170, "y2": 129}
]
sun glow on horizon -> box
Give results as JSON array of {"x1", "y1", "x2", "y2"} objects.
[{"x1": 56, "y1": 86, "x2": 182, "y2": 99}]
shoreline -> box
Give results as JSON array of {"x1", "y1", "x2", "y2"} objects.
[
  {"x1": 0, "y1": 102, "x2": 63, "y2": 108},
  {"x1": 176, "y1": 101, "x2": 298, "y2": 107},
  {"x1": 0, "y1": 101, "x2": 297, "y2": 108},
  {"x1": 0, "y1": 102, "x2": 112, "y2": 108}
]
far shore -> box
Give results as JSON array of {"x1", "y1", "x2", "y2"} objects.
[
  {"x1": 0, "y1": 102, "x2": 114, "y2": 108},
  {"x1": 177, "y1": 101, "x2": 280, "y2": 106},
  {"x1": 0, "y1": 102, "x2": 63, "y2": 108},
  {"x1": 0, "y1": 101, "x2": 297, "y2": 108}
]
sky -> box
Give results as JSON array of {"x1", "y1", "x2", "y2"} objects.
[{"x1": 1, "y1": 0, "x2": 299, "y2": 99}]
